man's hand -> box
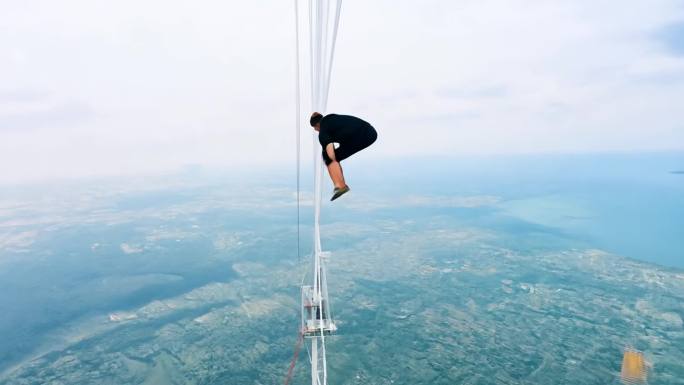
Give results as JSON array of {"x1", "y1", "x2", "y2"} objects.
[{"x1": 326, "y1": 143, "x2": 337, "y2": 162}]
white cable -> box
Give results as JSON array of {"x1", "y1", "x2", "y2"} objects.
[
  {"x1": 322, "y1": 0, "x2": 342, "y2": 109},
  {"x1": 294, "y1": 0, "x2": 302, "y2": 264}
]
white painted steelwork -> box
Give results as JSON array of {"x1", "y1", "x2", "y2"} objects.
[{"x1": 293, "y1": 1, "x2": 343, "y2": 384}]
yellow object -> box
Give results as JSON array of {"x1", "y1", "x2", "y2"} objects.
[{"x1": 621, "y1": 348, "x2": 647, "y2": 384}]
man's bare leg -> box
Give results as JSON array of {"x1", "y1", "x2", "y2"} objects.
[{"x1": 326, "y1": 161, "x2": 347, "y2": 189}]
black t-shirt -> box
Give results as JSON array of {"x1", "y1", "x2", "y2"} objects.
[{"x1": 318, "y1": 114, "x2": 372, "y2": 147}]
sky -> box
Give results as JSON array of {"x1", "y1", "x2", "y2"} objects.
[{"x1": 1, "y1": 0, "x2": 684, "y2": 184}]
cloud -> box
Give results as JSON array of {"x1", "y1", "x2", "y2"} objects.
[
  {"x1": 1, "y1": 1, "x2": 683, "y2": 184},
  {"x1": 658, "y1": 21, "x2": 684, "y2": 55},
  {"x1": 0, "y1": 230, "x2": 37, "y2": 253},
  {"x1": 0, "y1": 101, "x2": 95, "y2": 132},
  {"x1": 341, "y1": 194, "x2": 500, "y2": 211},
  {"x1": 120, "y1": 243, "x2": 143, "y2": 254}
]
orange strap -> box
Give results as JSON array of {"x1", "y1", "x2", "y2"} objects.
[{"x1": 284, "y1": 331, "x2": 304, "y2": 385}]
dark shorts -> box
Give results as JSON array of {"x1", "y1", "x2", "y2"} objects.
[{"x1": 322, "y1": 125, "x2": 377, "y2": 166}]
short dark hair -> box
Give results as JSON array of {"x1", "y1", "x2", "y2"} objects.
[{"x1": 310, "y1": 112, "x2": 323, "y2": 127}]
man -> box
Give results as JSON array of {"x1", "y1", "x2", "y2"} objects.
[{"x1": 310, "y1": 112, "x2": 378, "y2": 201}]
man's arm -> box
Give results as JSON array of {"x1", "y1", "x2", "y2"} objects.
[{"x1": 325, "y1": 143, "x2": 337, "y2": 162}]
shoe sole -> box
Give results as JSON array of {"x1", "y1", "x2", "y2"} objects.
[{"x1": 330, "y1": 187, "x2": 350, "y2": 201}]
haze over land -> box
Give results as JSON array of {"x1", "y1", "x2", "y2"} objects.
[{"x1": 0, "y1": 154, "x2": 682, "y2": 384}]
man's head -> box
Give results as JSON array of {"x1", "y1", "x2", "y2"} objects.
[{"x1": 310, "y1": 112, "x2": 323, "y2": 131}]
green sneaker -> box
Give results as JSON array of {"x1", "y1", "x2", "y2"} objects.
[{"x1": 330, "y1": 185, "x2": 350, "y2": 201}]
